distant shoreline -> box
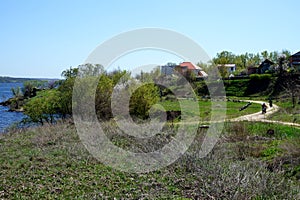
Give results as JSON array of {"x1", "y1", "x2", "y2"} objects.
[{"x1": 0, "y1": 76, "x2": 60, "y2": 83}]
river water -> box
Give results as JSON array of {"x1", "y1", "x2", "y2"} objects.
[{"x1": 0, "y1": 82, "x2": 25, "y2": 133}]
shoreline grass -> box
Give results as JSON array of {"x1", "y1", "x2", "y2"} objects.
[{"x1": 0, "y1": 121, "x2": 299, "y2": 199}]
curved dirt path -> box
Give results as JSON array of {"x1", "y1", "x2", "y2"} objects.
[
  {"x1": 175, "y1": 100, "x2": 300, "y2": 128},
  {"x1": 229, "y1": 100, "x2": 300, "y2": 128}
]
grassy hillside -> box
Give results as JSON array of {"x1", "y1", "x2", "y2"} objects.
[
  {"x1": 224, "y1": 75, "x2": 276, "y2": 97},
  {"x1": 0, "y1": 121, "x2": 299, "y2": 199},
  {"x1": 154, "y1": 99, "x2": 261, "y2": 121},
  {"x1": 268, "y1": 100, "x2": 300, "y2": 124}
]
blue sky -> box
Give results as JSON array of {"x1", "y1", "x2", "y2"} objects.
[{"x1": 0, "y1": 0, "x2": 299, "y2": 78}]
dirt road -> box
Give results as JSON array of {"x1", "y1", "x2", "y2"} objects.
[{"x1": 230, "y1": 100, "x2": 300, "y2": 128}]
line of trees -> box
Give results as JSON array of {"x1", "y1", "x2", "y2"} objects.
[
  {"x1": 212, "y1": 50, "x2": 291, "y2": 69},
  {"x1": 198, "y1": 50, "x2": 293, "y2": 78},
  {"x1": 23, "y1": 64, "x2": 161, "y2": 124}
]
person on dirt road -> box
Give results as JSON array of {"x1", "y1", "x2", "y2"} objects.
[
  {"x1": 268, "y1": 98, "x2": 273, "y2": 107},
  {"x1": 262, "y1": 103, "x2": 267, "y2": 114}
]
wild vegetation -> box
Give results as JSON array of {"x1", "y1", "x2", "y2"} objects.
[
  {"x1": 17, "y1": 64, "x2": 275, "y2": 125},
  {"x1": 0, "y1": 120, "x2": 299, "y2": 199},
  {"x1": 3, "y1": 49, "x2": 299, "y2": 121},
  {"x1": 268, "y1": 99, "x2": 300, "y2": 124},
  {"x1": 0, "y1": 49, "x2": 299, "y2": 199}
]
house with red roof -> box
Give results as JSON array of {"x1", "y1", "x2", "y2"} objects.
[
  {"x1": 177, "y1": 62, "x2": 208, "y2": 79},
  {"x1": 161, "y1": 62, "x2": 208, "y2": 79}
]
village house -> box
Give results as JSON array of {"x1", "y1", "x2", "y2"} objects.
[
  {"x1": 217, "y1": 64, "x2": 236, "y2": 75},
  {"x1": 258, "y1": 59, "x2": 275, "y2": 74},
  {"x1": 161, "y1": 62, "x2": 177, "y2": 75},
  {"x1": 177, "y1": 62, "x2": 208, "y2": 79},
  {"x1": 161, "y1": 62, "x2": 208, "y2": 79},
  {"x1": 289, "y1": 51, "x2": 300, "y2": 72},
  {"x1": 247, "y1": 59, "x2": 275, "y2": 75},
  {"x1": 225, "y1": 64, "x2": 236, "y2": 74}
]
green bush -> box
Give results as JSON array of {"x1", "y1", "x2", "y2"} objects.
[
  {"x1": 129, "y1": 83, "x2": 160, "y2": 120},
  {"x1": 249, "y1": 74, "x2": 272, "y2": 80},
  {"x1": 24, "y1": 90, "x2": 62, "y2": 124},
  {"x1": 246, "y1": 74, "x2": 273, "y2": 95},
  {"x1": 225, "y1": 79, "x2": 249, "y2": 96}
]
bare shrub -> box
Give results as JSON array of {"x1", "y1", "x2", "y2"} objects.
[{"x1": 224, "y1": 122, "x2": 248, "y2": 142}]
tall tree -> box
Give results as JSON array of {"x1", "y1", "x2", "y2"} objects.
[
  {"x1": 261, "y1": 50, "x2": 269, "y2": 60},
  {"x1": 280, "y1": 74, "x2": 300, "y2": 108},
  {"x1": 213, "y1": 51, "x2": 236, "y2": 64},
  {"x1": 61, "y1": 67, "x2": 79, "y2": 79}
]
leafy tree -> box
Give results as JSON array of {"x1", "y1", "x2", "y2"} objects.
[
  {"x1": 281, "y1": 49, "x2": 291, "y2": 59},
  {"x1": 217, "y1": 65, "x2": 228, "y2": 78},
  {"x1": 61, "y1": 67, "x2": 79, "y2": 79},
  {"x1": 279, "y1": 74, "x2": 300, "y2": 108},
  {"x1": 213, "y1": 51, "x2": 236, "y2": 64},
  {"x1": 95, "y1": 74, "x2": 114, "y2": 120},
  {"x1": 194, "y1": 80, "x2": 209, "y2": 96},
  {"x1": 58, "y1": 66, "x2": 82, "y2": 117},
  {"x1": 235, "y1": 54, "x2": 247, "y2": 69},
  {"x1": 24, "y1": 90, "x2": 61, "y2": 124},
  {"x1": 136, "y1": 66, "x2": 161, "y2": 82},
  {"x1": 23, "y1": 66, "x2": 80, "y2": 123},
  {"x1": 66, "y1": 64, "x2": 132, "y2": 120},
  {"x1": 95, "y1": 69, "x2": 132, "y2": 120},
  {"x1": 57, "y1": 77, "x2": 75, "y2": 117},
  {"x1": 261, "y1": 50, "x2": 269, "y2": 60},
  {"x1": 78, "y1": 63, "x2": 104, "y2": 77},
  {"x1": 129, "y1": 83, "x2": 160, "y2": 120},
  {"x1": 110, "y1": 69, "x2": 131, "y2": 85},
  {"x1": 269, "y1": 51, "x2": 279, "y2": 63},
  {"x1": 246, "y1": 53, "x2": 261, "y2": 66},
  {"x1": 277, "y1": 54, "x2": 289, "y2": 76}
]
